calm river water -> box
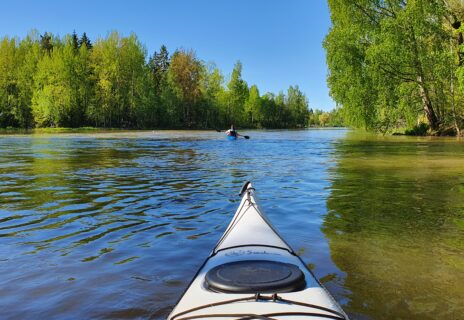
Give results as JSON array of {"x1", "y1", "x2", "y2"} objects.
[{"x1": 0, "y1": 129, "x2": 463, "y2": 319}]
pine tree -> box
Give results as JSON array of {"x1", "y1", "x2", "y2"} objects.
[
  {"x1": 148, "y1": 45, "x2": 170, "y2": 93},
  {"x1": 40, "y1": 32, "x2": 53, "y2": 55},
  {"x1": 78, "y1": 32, "x2": 92, "y2": 50},
  {"x1": 71, "y1": 30, "x2": 79, "y2": 51}
]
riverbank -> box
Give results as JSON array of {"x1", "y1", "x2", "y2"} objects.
[
  {"x1": 0, "y1": 126, "x2": 346, "y2": 135},
  {"x1": 2, "y1": 126, "x2": 462, "y2": 139},
  {"x1": 391, "y1": 123, "x2": 462, "y2": 137}
]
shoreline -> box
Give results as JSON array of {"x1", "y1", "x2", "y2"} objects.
[
  {"x1": 1, "y1": 126, "x2": 461, "y2": 138},
  {"x1": 0, "y1": 127, "x2": 347, "y2": 135}
]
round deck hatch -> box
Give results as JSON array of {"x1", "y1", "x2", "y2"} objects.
[{"x1": 205, "y1": 260, "x2": 306, "y2": 293}]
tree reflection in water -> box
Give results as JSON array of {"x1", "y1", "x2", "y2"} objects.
[{"x1": 324, "y1": 133, "x2": 464, "y2": 320}]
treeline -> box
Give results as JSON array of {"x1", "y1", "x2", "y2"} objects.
[
  {"x1": 325, "y1": 0, "x2": 464, "y2": 135},
  {"x1": 308, "y1": 108, "x2": 345, "y2": 127},
  {"x1": 0, "y1": 30, "x2": 312, "y2": 129}
]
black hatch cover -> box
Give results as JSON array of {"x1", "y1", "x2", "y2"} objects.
[{"x1": 205, "y1": 260, "x2": 306, "y2": 293}]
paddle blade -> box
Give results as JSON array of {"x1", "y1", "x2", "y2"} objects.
[{"x1": 244, "y1": 135, "x2": 250, "y2": 139}]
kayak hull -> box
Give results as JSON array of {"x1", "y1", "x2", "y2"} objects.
[
  {"x1": 226, "y1": 135, "x2": 237, "y2": 140},
  {"x1": 168, "y1": 182, "x2": 348, "y2": 320}
]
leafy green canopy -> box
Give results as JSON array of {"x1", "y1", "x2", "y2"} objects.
[
  {"x1": 324, "y1": 0, "x2": 464, "y2": 134},
  {"x1": 0, "y1": 30, "x2": 319, "y2": 129}
]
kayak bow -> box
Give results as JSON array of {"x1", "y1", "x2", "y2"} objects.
[{"x1": 168, "y1": 182, "x2": 349, "y2": 320}]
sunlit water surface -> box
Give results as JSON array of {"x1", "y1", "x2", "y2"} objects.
[{"x1": 0, "y1": 130, "x2": 463, "y2": 319}]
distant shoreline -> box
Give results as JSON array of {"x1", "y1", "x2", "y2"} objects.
[{"x1": 0, "y1": 126, "x2": 348, "y2": 135}]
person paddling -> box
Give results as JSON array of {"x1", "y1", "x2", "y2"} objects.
[
  {"x1": 226, "y1": 125, "x2": 240, "y2": 138},
  {"x1": 217, "y1": 125, "x2": 250, "y2": 139}
]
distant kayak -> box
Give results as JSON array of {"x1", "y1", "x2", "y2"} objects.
[
  {"x1": 226, "y1": 135, "x2": 237, "y2": 141},
  {"x1": 168, "y1": 181, "x2": 348, "y2": 320}
]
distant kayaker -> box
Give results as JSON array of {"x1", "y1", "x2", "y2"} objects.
[
  {"x1": 217, "y1": 125, "x2": 249, "y2": 139},
  {"x1": 226, "y1": 125, "x2": 240, "y2": 138}
]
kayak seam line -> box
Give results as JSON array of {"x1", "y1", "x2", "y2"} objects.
[
  {"x1": 247, "y1": 198, "x2": 295, "y2": 254},
  {"x1": 176, "y1": 312, "x2": 345, "y2": 320},
  {"x1": 212, "y1": 244, "x2": 294, "y2": 256},
  {"x1": 213, "y1": 197, "x2": 251, "y2": 253},
  {"x1": 215, "y1": 192, "x2": 294, "y2": 255},
  {"x1": 170, "y1": 294, "x2": 347, "y2": 320},
  {"x1": 214, "y1": 197, "x2": 249, "y2": 250}
]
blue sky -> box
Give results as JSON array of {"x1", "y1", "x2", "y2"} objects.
[{"x1": 0, "y1": 0, "x2": 335, "y2": 110}]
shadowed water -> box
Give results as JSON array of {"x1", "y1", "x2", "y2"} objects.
[{"x1": 0, "y1": 130, "x2": 462, "y2": 319}]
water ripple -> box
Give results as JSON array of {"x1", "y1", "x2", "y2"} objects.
[{"x1": 0, "y1": 130, "x2": 463, "y2": 319}]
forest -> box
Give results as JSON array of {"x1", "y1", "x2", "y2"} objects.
[
  {"x1": 0, "y1": 30, "x2": 329, "y2": 130},
  {"x1": 325, "y1": 0, "x2": 464, "y2": 135}
]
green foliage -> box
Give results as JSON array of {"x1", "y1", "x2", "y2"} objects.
[
  {"x1": 88, "y1": 32, "x2": 148, "y2": 127},
  {"x1": 0, "y1": 32, "x2": 41, "y2": 128},
  {"x1": 0, "y1": 30, "x2": 318, "y2": 130},
  {"x1": 168, "y1": 49, "x2": 203, "y2": 127},
  {"x1": 226, "y1": 61, "x2": 249, "y2": 125},
  {"x1": 198, "y1": 63, "x2": 226, "y2": 128},
  {"x1": 244, "y1": 85, "x2": 261, "y2": 127},
  {"x1": 40, "y1": 32, "x2": 53, "y2": 55},
  {"x1": 71, "y1": 31, "x2": 79, "y2": 51},
  {"x1": 405, "y1": 122, "x2": 430, "y2": 136},
  {"x1": 325, "y1": 0, "x2": 464, "y2": 135},
  {"x1": 286, "y1": 85, "x2": 309, "y2": 127},
  {"x1": 148, "y1": 45, "x2": 169, "y2": 94},
  {"x1": 32, "y1": 34, "x2": 93, "y2": 127},
  {"x1": 79, "y1": 32, "x2": 92, "y2": 50},
  {"x1": 308, "y1": 107, "x2": 345, "y2": 127}
]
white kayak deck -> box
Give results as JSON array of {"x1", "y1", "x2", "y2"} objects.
[{"x1": 168, "y1": 183, "x2": 348, "y2": 320}]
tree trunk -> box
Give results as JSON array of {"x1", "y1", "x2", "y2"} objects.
[
  {"x1": 417, "y1": 80, "x2": 440, "y2": 131},
  {"x1": 450, "y1": 38, "x2": 461, "y2": 136},
  {"x1": 410, "y1": 26, "x2": 440, "y2": 131}
]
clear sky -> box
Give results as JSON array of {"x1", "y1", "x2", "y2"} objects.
[{"x1": 0, "y1": 0, "x2": 335, "y2": 110}]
